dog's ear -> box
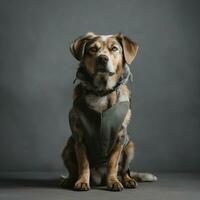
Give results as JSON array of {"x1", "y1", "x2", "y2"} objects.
[
  {"x1": 117, "y1": 34, "x2": 139, "y2": 65},
  {"x1": 70, "y1": 32, "x2": 96, "y2": 61}
]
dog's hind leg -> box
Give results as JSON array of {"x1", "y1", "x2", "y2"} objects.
[
  {"x1": 61, "y1": 137, "x2": 78, "y2": 188},
  {"x1": 121, "y1": 139, "x2": 157, "y2": 183}
]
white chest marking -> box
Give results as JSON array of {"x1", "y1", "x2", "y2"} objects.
[{"x1": 85, "y1": 95, "x2": 108, "y2": 112}]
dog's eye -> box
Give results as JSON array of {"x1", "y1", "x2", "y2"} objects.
[
  {"x1": 111, "y1": 46, "x2": 118, "y2": 51},
  {"x1": 89, "y1": 46, "x2": 98, "y2": 53}
]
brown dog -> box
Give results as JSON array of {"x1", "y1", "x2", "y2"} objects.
[{"x1": 61, "y1": 32, "x2": 157, "y2": 191}]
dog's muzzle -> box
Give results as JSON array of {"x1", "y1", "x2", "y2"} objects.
[{"x1": 96, "y1": 55, "x2": 115, "y2": 76}]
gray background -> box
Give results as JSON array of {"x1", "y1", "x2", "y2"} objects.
[{"x1": 0, "y1": 0, "x2": 200, "y2": 173}]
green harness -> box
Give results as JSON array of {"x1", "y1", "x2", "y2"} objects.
[{"x1": 69, "y1": 98, "x2": 130, "y2": 167}]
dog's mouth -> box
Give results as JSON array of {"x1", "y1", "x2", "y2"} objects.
[
  {"x1": 74, "y1": 63, "x2": 116, "y2": 92},
  {"x1": 96, "y1": 67, "x2": 115, "y2": 76},
  {"x1": 96, "y1": 55, "x2": 115, "y2": 77}
]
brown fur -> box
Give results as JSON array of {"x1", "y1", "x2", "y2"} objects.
[{"x1": 61, "y1": 33, "x2": 156, "y2": 192}]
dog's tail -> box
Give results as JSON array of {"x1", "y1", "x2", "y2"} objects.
[{"x1": 130, "y1": 172, "x2": 158, "y2": 182}]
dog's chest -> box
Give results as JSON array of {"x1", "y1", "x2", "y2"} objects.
[
  {"x1": 73, "y1": 99, "x2": 130, "y2": 167},
  {"x1": 85, "y1": 95, "x2": 108, "y2": 112}
]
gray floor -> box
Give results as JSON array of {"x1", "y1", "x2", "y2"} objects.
[{"x1": 0, "y1": 173, "x2": 199, "y2": 200}]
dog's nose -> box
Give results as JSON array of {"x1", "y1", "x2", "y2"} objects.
[{"x1": 97, "y1": 55, "x2": 109, "y2": 65}]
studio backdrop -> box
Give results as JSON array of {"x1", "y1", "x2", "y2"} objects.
[{"x1": 0, "y1": 0, "x2": 200, "y2": 172}]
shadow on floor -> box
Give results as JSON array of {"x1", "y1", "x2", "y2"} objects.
[
  {"x1": 0, "y1": 178, "x2": 61, "y2": 189},
  {"x1": 0, "y1": 177, "x2": 115, "y2": 191}
]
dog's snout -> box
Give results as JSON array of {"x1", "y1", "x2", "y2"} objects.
[
  {"x1": 96, "y1": 54, "x2": 113, "y2": 74},
  {"x1": 97, "y1": 55, "x2": 109, "y2": 65}
]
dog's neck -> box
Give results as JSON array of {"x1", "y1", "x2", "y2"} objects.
[
  {"x1": 82, "y1": 78, "x2": 122, "y2": 97},
  {"x1": 73, "y1": 63, "x2": 133, "y2": 97}
]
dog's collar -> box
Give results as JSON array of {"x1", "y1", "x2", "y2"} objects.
[
  {"x1": 73, "y1": 63, "x2": 133, "y2": 97},
  {"x1": 83, "y1": 79, "x2": 122, "y2": 97}
]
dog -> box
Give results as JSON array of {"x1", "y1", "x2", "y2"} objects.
[{"x1": 61, "y1": 32, "x2": 157, "y2": 191}]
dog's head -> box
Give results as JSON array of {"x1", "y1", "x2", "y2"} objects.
[{"x1": 70, "y1": 32, "x2": 138, "y2": 90}]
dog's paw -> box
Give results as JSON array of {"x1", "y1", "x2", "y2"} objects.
[
  {"x1": 123, "y1": 178, "x2": 138, "y2": 188},
  {"x1": 107, "y1": 180, "x2": 124, "y2": 191},
  {"x1": 74, "y1": 180, "x2": 90, "y2": 191}
]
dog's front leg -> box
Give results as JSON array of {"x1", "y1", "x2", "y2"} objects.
[
  {"x1": 107, "y1": 135, "x2": 124, "y2": 191},
  {"x1": 74, "y1": 141, "x2": 90, "y2": 191}
]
